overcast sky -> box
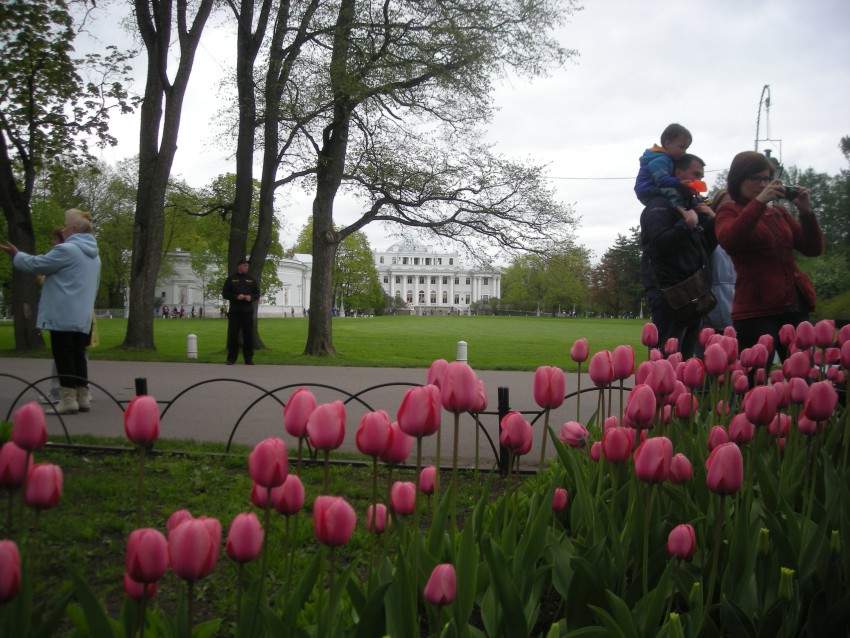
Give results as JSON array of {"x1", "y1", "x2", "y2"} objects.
[{"x1": 87, "y1": 0, "x2": 850, "y2": 262}]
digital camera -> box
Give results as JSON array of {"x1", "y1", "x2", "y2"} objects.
[{"x1": 783, "y1": 185, "x2": 800, "y2": 200}]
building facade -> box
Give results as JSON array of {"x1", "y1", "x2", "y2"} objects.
[{"x1": 373, "y1": 240, "x2": 500, "y2": 314}]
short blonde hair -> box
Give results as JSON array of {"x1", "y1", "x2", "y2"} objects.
[{"x1": 64, "y1": 209, "x2": 93, "y2": 233}]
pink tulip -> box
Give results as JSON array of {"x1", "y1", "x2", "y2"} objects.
[
  {"x1": 674, "y1": 392, "x2": 698, "y2": 419},
  {"x1": 167, "y1": 509, "x2": 193, "y2": 534},
  {"x1": 667, "y1": 524, "x2": 696, "y2": 560},
  {"x1": 719, "y1": 336, "x2": 739, "y2": 364},
  {"x1": 558, "y1": 421, "x2": 589, "y2": 448},
  {"x1": 123, "y1": 395, "x2": 160, "y2": 446},
  {"x1": 226, "y1": 513, "x2": 264, "y2": 563},
  {"x1": 667, "y1": 352, "x2": 682, "y2": 370},
  {"x1": 715, "y1": 400, "x2": 731, "y2": 418},
  {"x1": 635, "y1": 361, "x2": 653, "y2": 385},
  {"x1": 788, "y1": 377, "x2": 808, "y2": 405},
  {"x1": 251, "y1": 482, "x2": 272, "y2": 509},
  {"x1": 552, "y1": 488, "x2": 569, "y2": 511},
  {"x1": 306, "y1": 401, "x2": 346, "y2": 451},
  {"x1": 664, "y1": 338, "x2": 679, "y2": 356},
  {"x1": 804, "y1": 381, "x2": 838, "y2": 422},
  {"x1": 705, "y1": 443, "x2": 744, "y2": 495},
  {"x1": 729, "y1": 414, "x2": 756, "y2": 444},
  {"x1": 12, "y1": 401, "x2": 46, "y2": 452},
  {"x1": 126, "y1": 528, "x2": 169, "y2": 583},
  {"x1": 624, "y1": 384, "x2": 656, "y2": 429},
  {"x1": 533, "y1": 366, "x2": 566, "y2": 409},
  {"x1": 0, "y1": 541, "x2": 21, "y2": 603},
  {"x1": 367, "y1": 503, "x2": 389, "y2": 534},
  {"x1": 603, "y1": 416, "x2": 620, "y2": 432},
  {"x1": 570, "y1": 338, "x2": 589, "y2": 363},
  {"x1": 633, "y1": 437, "x2": 673, "y2": 483},
  {"x1": 778, "y1": 324, "x2": 796, "y2": 346},
  {"x1": 641, "y1": 323, "x2": 659, "y2": 348},
  {"x1": 645, "y1": 359, "x2": 676, "y2": 400},
  {"x1": 427, "y1": 359, "x2": 449, "y2": 388},
  {"x1": 797, "y1": 415, "x2": 821, "y2": 436},
  {"x1": 284, "y1": 388, "x2": 317, "y2": 438},
  {"x1": 601, "y1": 428, "x2": 631, "y2": 464},
  {"x1": 355, "y1": 410, "x2": 391, "y2": 457},
  {"x1": 612, "y1": 345, "x2": 635, "y2": 380},
  {"x1": 390, "y1": 481, "x2": 416, "y2": 515},
  {"x1": 272, "y1": 474, "x2": 305, "y2": 516},
  {"x1": 397, "y1": 385, "x2": 441, "y2": 438},
  {"x1": 0, "y1": 442, "x2": 32, "y2": 488},
  {"x1": 724, "y1": 326, "x2": 737, "y2": 338},
  {"x1": 424, "y1": 564, "x2": 456, "y2": 607},
  {"x1": 168, "y1": 517, "x2": 221, "y2": 581},
  {"x1": 249, "y1": 437, "x2": 288, "y2": 488},
  {"x1": 590, "y1": 441, "x2": 601, "y2": 461},
  {"x1": 649, "y1": 349, "x2": 663, "y2": 361},
  {"x1": 588, "y1": 350, "x2": 614, "y2": 388},
  {"x1": 732, "y1": 373, "x2": 749, "y2": 394},
  {"x1": 419, "y1": 466, "x2": 438, "y2": 495},
  {"x1": 707, "y1": 426, "x2": 729, "y2": 452},
  {"x1": 768, "y1": 413, "x2": 791, "y2": 438},
  {"x1": 795, "y1": 321, "x2": 815, "y2": 349},
  {"x1": 682, "y1": 358, "x2": 704, "y2": 389},
  {"x1": 379, "y1": 421, "x2": 414, "y2": 465},
  {"x1": 839, "y1": 324, "x2": 850, "y2": 347},
  {"x1": 825, "y1": 348, "x2": 840, "y2": 365},
  {"x1": 25, "y1": 463, "x2": 63, "y2": 509},
  {"x1": 313, "y1": 496, "x2": 356, "y2": 547},
  {"x1": 784, "y1": 351, "x2": 811, "y2": 379},
  {"x1": 757, "y1": 334, "x2": 774, "y2": 356},
  {"x1": 704, "y1": 344, "x2": 727, "y2": 377},
  {"x1": 669, "y1": 453, "x2": 692, "y2": 484},
  {"x1": 769, "y1": 369, "x2": 785, "y2": 384},
  {"x1": 123, "y1": 573, "x2": 157, "y2": 601},
  {"x1": 743, "y1": 386, "x2": 778, "y2": 426},
  {"x1": 472, "y1": 380, "x2": 488, "y2": 412},
  {"x1": 499, "y1": 412, "x2": 533, "y2": 456},
  {"x1": 440, "y1": 361, "x2": 479, "y2": 412},
  {"x1": 699, "y1": 327, "x2": 715, "y2": 346}
]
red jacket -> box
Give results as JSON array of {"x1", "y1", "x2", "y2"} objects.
[{"x1": 716, "y1": 199, "x2": 823, "y2": 321}]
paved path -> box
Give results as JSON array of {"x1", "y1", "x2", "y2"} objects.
[{"x1": 0, "y1": 358, "x2": 625, "y2": 467}]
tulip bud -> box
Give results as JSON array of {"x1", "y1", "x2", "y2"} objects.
[
  {"x1": 25, "y1": 463, "x2": 63, "y2": 510},
  {"x1": 0, "y1": 442, "x2": 32, "y2": 488},
  {"x1": 419, "y1": 466, "x2": 438, "y2": 495},
  {"x1": 803, "y1": 380, "x2": 838, "y2": 422},
  {"x1": 699, "y1": 327, "x2": 715, "y2": 347},
  {"x1": 795, "y1": 321, "x2": 815, "y2": 349},
  {"x1": 588, "y1": 350, "x2": 614, "y2": 388},
  {"x1": 664, "y1": 338, "x2": 679, "y2": 356},
  {"x1": 558, "y1": 421, "x2": 589, "y2": 448},
  {"x1": 226, "y1": 512, "x2": 264, "y2": 564},
  {"x1": 757, "y1": 528, "x2": 770, "y2": 557},
  {"x1": 590, "y1": 441, "x2": 601, "y2": 461},
  {"x1": 126, "y1": 528, "x2": 169, "y2": 583},
  {"x1": 12, "y1": 401, "x2": 47, "y2": 452},
  {"x1": 830, "y1": 530, "x2": 841, "y2": 553},
  {"x1": 624, "y1": 384, "x2": 657, "y2": 429},
  {"x1": 667, "y1": 613, "x2": 685, "y2": 638},
  {"x1": 313, "y1": 496, "x2": 356, "y2": 547},
  {"x1": 669, "y1": 453, "x2": 692, "y2": 484},
  {"x1": 379, "y1": 421, "x2": 414, "y2": 465},
  {"x1": 397, "y1": 385, "x2": 441, "y2": 438},
  {"x1": 570, "y1": 338, "x2": 589, "y2": 363},
  {"x1": 390, "y1": 481, "x2": 416, "y2": 516},
  {"x1": 355, "y1": 410, "x2": 391, "y2": 458},
  {"x1": 441, "y1": 361, "x2": 479, "y2": 412},
  {"x1": 272, "y1": 474, "x2": 305, "y2": 516},
  {"x1": 123, "y1": 395, "x2": 160, "y2": 446},
  {"x1": 427, "y1": 359, "x2": 448, "y2": 388},
  {"x1": 284, "y1": 388, "x2": 317, "y2": 438},
  {"x1": 813, "y1": 319, "x2": 835, "y2": 348},
  {"x1": 705, "y1": 443, "x2": 743, "y2": 495},
  {"x1": 123, "y1": 573, "x2": 157, "y2": 601},
  {"x1": 552, "y1": 487, "x2": 568, "y2": 512},
  {"x1": 0, "y1": 541, "x2": 21, "y2": 603},
  {"x1": 424, "y1": 564, "x2": 457, "y2": 606},
  {"x1": 641, "y1": 323, "x2": 658, "y2": 348},
  {"x1": 248, "y1": 437, "x2": 289, "y2": 488},
  {"x1": 633, "y1": 437, "x2": 673, "y2": 484},
  {"x1": 533, "y1": 366, "x2": 566, "y2": 409},
  {"x1": 666, "y1": 524, "x2": 696, "y2": 561},
  {"x1": 612, "y1": 345, "x2": 635, "y2": 380},
  {"x1": 367, "y1": 503, "x2": 389, "y2": 534},
  {"x1": 602, "y1": 427, "x2": 631, "y2": 464},
  {"x1": 306, "y1": 401, "x2": 346, "y2": 451},
  {"x1": 499, "y1": 412, "x2": 533, "y2": 455},
  {"x1": 743, "y1": 386, "x2": 778, "y2": 426},
  {"x1": 778, "y1": 567, "x2": 795, "y2": 601}
]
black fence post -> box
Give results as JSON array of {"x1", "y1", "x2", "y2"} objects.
[
  {"x1": 498, "y1": 386, "x2": 510, "y2": 476},
  {"x1": 135, "y1": 378, "x2": 148, "y2": 396}
]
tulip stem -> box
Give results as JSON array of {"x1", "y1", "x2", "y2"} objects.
[
  {"x1": 642, "y1": 485, "x2": 656, "y2": 599},
  {"x1": 186, "y1": 580, "x2": 195, "y2": 638},
  {"x1": 322, "y1": 450, "x2": 330, "y2": 494},
  {"x1": 235, "y1": 562, "x2": 243, "y2": 626},
  {"x1": 296, "y1": 437, "x2": 304, "y2": 475},
  {"x1": 474, "y1": 413, "x2": 481, "y2": 482},
  {"x1": 451, "y1": 411, "x2": 460, "y2": 535},
  {"x1": 576, "y1": 363, "x2": 582, "y2": 423},
  {"x1": 618, "y1": 380, "x2": 624, "y2": 427},
  {"x1": 135, "y1": 445, "x2": 146, "y2": 528},
  {"x1": 706, "y1": 495, "x2": 724, "y2": 610},
  {"x1": 538, "y1": 409, "x2": 550, "y2": 472},
  {"x1": 435, "y1": 424, "x2": 442, "y2": 500},
  {"x1": 139, "y1": 586, "x2": 147, "y2": 638}
]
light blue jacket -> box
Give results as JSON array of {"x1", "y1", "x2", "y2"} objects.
[
  {"x1": 702, "y1": 245, "x2": 736, "y2": 331},
  {"x1": 13, "y1": 233, "x2": 101, "y2": 333}
]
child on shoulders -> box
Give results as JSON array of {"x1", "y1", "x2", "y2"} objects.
[{"x1": 635, "y1": 123, "x2": 693, "y2": 211}]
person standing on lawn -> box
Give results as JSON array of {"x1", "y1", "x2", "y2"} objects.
[{"x1": 222, "y1": 257, "x2": 260, "y2": 365}]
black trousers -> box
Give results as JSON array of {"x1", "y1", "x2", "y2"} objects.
[
  {"x1": 226, "y1": 312, "x2": 254, "y2": 363},
  {"x1": 647, "y1": 288, "x2": 700, "y2": 360},
  {"x1": 50, "y1": 330, "x2": 89, "y2": 388},
  {"x1": 734, "y1": 311, "x2": 809, "y2": 364}
]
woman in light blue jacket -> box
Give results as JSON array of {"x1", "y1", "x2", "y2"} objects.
[{"x1": 2, "y1": 209, "x2": 101, "y2": 414}]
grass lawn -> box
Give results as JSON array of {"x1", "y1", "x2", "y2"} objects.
[{"x1": 0, "y1": 316, "x2": 649, "y2": 371}]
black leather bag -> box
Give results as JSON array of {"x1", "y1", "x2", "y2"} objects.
[{"x1": 662, "y1": 269, "x2": 717, "y2": 327}]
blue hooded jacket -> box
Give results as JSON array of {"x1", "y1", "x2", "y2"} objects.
[
  {"x1": 634, "y1": 145, "x2": 683, "y2": 206},
  {"x1": 13, "y1": 233, "x2": 101, "y2": 333}
]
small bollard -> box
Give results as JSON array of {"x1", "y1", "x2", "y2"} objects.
[
  {"x1": 187, "y1": 333, "x2": 198, "y2": 360},
  {"x1": 456, "y1": 340, "x2": 468, "y2": 362},
  {"x1": 135, "y1": 378, "x2": 148, "y2": 396}
]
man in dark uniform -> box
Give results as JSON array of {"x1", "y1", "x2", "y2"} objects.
[{"x1": 222, "y1": 257, "x2": 260, "y2": 365}]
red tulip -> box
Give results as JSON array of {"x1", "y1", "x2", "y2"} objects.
[
  {"x1": 367, "y1": 503, "x2": 389, "y2": 534},
  {"x1": 804, "y1": 380, "x2": 838, "y2": 422},
  {"x1": 313, "y1": 496, "x2": 356, "y2": 547},
  {"x1": 168, "y1": 517, "x2": 221, "y2": 581},
  {"x1": 123, "y1": 395, "x2": 160, "y2": 446},
  {"x1": 0, "y1": 541, "x2": 21, "y2": 603},
  {"x1": 226, "y1": 513, "x2": 264, "y2": 563},
  {"x1": 612, "y1": 345, "x2": 635, "y2": 380},
  {"x1": 704, "y1": 344, "x2": 727, "y2": 377},
  {"x1": 664, "y1": 338, "x2": 679, "y2": 356},
  {"x1": 570, "y1": 338, "x2": 589, "y2": 363},
  {"x1": 424, "y1": 563, "x2": 456, "y2": 607},
  {"x1": 355, "y1": 410, "x2": 391, "y2": 457},
  {"x1": 552, "y1": 487, "x2": 569, "y2": 511},
  {"x1": 743, "y1": 386, "x2": 778, "y2": 426},
  {"x1": 588, "y1": 350, "x2": 614, "y2": 387},
  {"x1": 123, "y1": 573, "x2": 157, "y2": 601},
  {"x1": 707, "y1": 426, "x2": 729, "y2": 452},
  {"x1": 729, "y1": 414, "x2": 756, "y2": 444},
  {"x1": 682, "y1": 358, "x2": 704, "y2": 389},
  {"x1": 669, "y1": 453, "x2": 692, "y2": 484},
  {"x1": 379, "y1": 421, "x2": 414, "y2": 465},
  {"x1": 705, "y1": 443, "x2": 743, "y2": 495},
  {"x1": 390, "y1": 481, "x2": 417, "y2": 515},
  {"x1": 12, "y1": 401, "x2": 46, "y2": 452},
  {"x1": 306, "y1": 401, "x2": 346, "y2": 451},
  {"x1": 667, "y1": 524, "x2": 696, "y2": 560},
  {"x1": 440, "y1": 361, "x2": 479, "y2": 412},
  {"x1": 427, "y1": 359, "x2": 449, "y2": 388},
  {"x1": 768, "y1": 413, "x2": 791, "y2": 438},
  {"x1": 472, "y1": 380, "x2": 488, "y2": 412},
  {"x1": 499, "y1": 412, "x2": 533, "y2": 456},
  {"x1": 558, "y1": 421, "x2": 589, "y2": 448},
  {"x1": 641, "y1": 323, "x2": 659, "y2": 348},
  {"x1": 397, "y1": 385, "x2": 441, "y2": 438},
  {"x1": 633, "y1": 437, "x2": 673, "y2": 484},
  {"x1": 0, "y1": 442, "x2": 32, "y2": 488},
  {"x1": 126, "y1": 528, "x2": 169, "y2": 584},
  {"x1": 284, "y1": 388, "x2": 317, "y2": 438},
  {"x1": 795, "y1": 321, "x2": 815, "y2": 349},
  {"x1": 249, "y1": 437, "x2": 288, "y2": 488},
  {"x1": 778, "y1": 324, "x2": 796, "y2": 346},
  {"x1": 533, "y1": 366, "x2": 566, "y2": 409},
  {"x1": 271, "y1": 474, "x2": 305, "y2": 516},
  {"x1": 602, "y1": 427, "x2": 631, "y2": 464},
  {"x1": 419, "y1": 466, "x2": 438, "y2": 495},
  {"x1": 167, "y1": 509, "x2": 193, "y2": 534},
  {"x1": 25, "y1": 463, "x2": 62, "y2": 509},
  {"x1": 624, "y1": 384, "x2": 656, "y2": 429},
  {"x1": 674, "y1": 392, "x2": 698, "y2": 419}
]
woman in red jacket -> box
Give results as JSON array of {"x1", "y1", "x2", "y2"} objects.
[{"x1": 716, "y1": 151, "x2": 823, "y2": 361}]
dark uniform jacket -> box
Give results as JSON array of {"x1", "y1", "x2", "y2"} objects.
[{"x1": 222, "y1": 272, "x2": 260, "y2": 313}]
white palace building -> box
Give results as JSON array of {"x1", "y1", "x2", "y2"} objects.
[{"x1": 374, "y1": 240, "x2": 501, "y2": 315}]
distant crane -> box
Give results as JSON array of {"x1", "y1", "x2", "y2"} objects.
[{"x1": 755, "y1": 85, "x2": 784, "y2": 176}]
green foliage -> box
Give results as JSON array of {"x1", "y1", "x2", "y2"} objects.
[
  {"x1": 591, "y1": 227, "x2": 643, "y2": 317},
  {"x1": 500, "y1": 244, "x2": 592, "y2": 315}
]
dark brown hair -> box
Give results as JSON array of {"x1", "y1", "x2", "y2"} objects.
[
  {"x1": 660, "y1": 123, "x2": 692, "y2": 146},
  {"x1": 727, "y1": 151, "x2": 771, "y2": 202}
]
